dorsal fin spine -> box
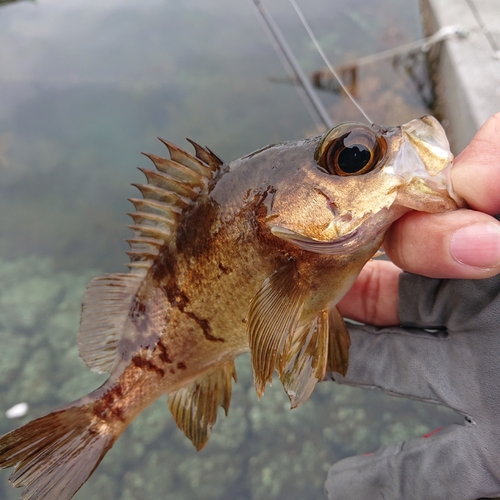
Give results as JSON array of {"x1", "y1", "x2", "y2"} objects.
[
  {"x1": 185, "y1": 138, "x2": 223, "y2": 170},
  {"x1": 138, "y1": 167, "x2": 202, "y2": 190},
  {"x1": 158, "y1": 138, "x2": 218, "y2": 175},
  {"x1": 131, "y1": 183, "x2": 177, "y2": 202},
  {"x1": 126, "y1": 138, "x2": 222, "y2": 270},
  {"x1": 142, "y1": 153, "x2": 209, "y2": 184},
  {"x1": 126, "y1": 249, "x2": 159, "y2": 260},
  {"x1": 127, "y1": 262, "x2": 150, "y2": 271},
  {"x1": 128, "y1": 196, "x2": 189, "y2": 212},
  {"x1": 137, "y1": 168, "x2": 200, "y2": 198},
  {"x1": 126, "y1": 237, "x2": 163, "y2": 248},
  {"x1": 127, "y1": 211, "x2": 177, "y2": 225},
  {"x1": 128, "y1": 224, "x2": 172, "y2": 240}
]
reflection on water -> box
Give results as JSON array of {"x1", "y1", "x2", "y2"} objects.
[{"x1": 0, "y1": 1, "x2": 458, "y2": 499}]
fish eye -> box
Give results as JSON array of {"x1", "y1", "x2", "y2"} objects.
[{"x1": 315, "y1": 122, "x2": 387, "y2": 176}]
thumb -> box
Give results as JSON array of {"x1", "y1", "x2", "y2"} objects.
[{"x1": 452, "y1": 112, "x2": 500, "y2": 215}]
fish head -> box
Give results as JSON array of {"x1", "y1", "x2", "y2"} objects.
[{"x1": 266, "y1": 115, "x2": 463, "y2": 255}]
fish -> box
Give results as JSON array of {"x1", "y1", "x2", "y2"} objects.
[{"x1": 0, "y1": 115, "x2": 460, "y2": 500}]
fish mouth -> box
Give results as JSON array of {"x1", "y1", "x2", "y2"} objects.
[{"x1": 269, "y1": 226, "x2": 360, "y2": 255}]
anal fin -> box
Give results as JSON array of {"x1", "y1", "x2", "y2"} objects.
[{"x1": 167, "y1": 361, "x2": 236, "y2": 451}]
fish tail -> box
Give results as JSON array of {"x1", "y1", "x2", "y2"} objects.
[{"x1": 0, "y1": 403, "x2": 115, "y2": 500}]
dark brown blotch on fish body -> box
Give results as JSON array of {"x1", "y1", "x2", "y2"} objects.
[
  {"x1": 93, "y1": 385, "x2": 126, "y2": 423},
  {"x1": 185, "y1": 312, "x2": 224, "y2": 342},
  {"x1": 175, "y1": 198, "x2": 219, "y2": 259},
  {"x1": 152, "y1": 247, "x2": 177, "y2": 286},
  {"x1": 157, "y1": 339, "x2": 173, "y2": 364},
  {"x1": 158, "y1": 253, "x2": 226, "y2": 343},
  {"x1": 168, "y1": 287, "x2": 189, "y2": 310},
  {"x1": 131, "y1": 354, "x2": 165, "y2": 378},
  {"x1": 165, "y1": 285, "x2": 224, "y2": 342},
  {"x1": 218, "y1": 261, "x2": 232, "y2": 274}
]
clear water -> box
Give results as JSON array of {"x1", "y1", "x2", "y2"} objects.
[{"x1": 0, "y1": 1, "x2": 458, "y2": 499}]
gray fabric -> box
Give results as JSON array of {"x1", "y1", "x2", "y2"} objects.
[{"x1": 324, "y1": 272, "x2": 500, "y2": 499}]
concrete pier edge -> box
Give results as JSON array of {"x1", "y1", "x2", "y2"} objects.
[{"x1": 420, "y1": 0, "x2": 500, "y2": 154}]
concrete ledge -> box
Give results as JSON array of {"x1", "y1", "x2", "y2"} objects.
[{"x1": 421, "y1": 0, "x2": 500, "y2": 153}]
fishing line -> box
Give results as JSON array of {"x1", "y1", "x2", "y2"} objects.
[
  {"x1": 463, "y1": 0, "x2": 499, "y2": 59},
  {"x1": 254, "y1": 9, "x2": 328, "y2": 132},
  {"x1": 335, "y1": 25, "x2": 468, "y2": 68},
  {"x1": 251, "y1": 0, "x2": 334, "y2": 130},
  {"x1": 288, "y1": 0, "x2": 374, "y2": 125}
]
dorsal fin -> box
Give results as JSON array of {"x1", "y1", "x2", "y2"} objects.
[
  {"x1": 167, "y1": 361, "x2": 237, "y2": 450},
  {"x1": 78, "y1": 273, "x2": 143, "y2": 373},
  {"x1": 127, "y1": 139, "x2": 223, "y2": 273},
  {"x1": 80, "y1": 140, "x2": 223, "y2": 372}
]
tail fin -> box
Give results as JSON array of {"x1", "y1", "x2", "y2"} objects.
[{"x1": 0, "y1": 405, "x2": 114, "y2": 500}]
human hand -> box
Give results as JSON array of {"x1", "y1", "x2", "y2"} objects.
[
  {"x1": 337, "y1": 112, "x2": 500, "y2": 327},
  {"x1": 324, "y1": 113, "x2": 500, "y2": 500}
]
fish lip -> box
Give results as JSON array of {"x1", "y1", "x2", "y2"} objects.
[{"x1": 269, "y1": 225, "x2": 360, "y2": 255}]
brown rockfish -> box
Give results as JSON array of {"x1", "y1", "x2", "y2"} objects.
[{"x1": 0, "y1": 116, "x2": 460, "y2": 499}]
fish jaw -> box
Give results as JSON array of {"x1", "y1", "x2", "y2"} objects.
[
  {"x1": 387, "y1": 115, "x2": 464, "y2": 211},
  {"x1": 268, "y1": 206, "x2": 404, "y2": 256},
  {"x1": 264, "y1": 116, "x2": 461, "y2": 255}
]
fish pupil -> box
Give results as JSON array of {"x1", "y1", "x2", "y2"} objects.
[{"x1": 338, "y1": 144, "x2": 370, "y2": 174}]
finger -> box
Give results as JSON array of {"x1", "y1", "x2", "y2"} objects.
[
  {"x1": 452, "y1": 112, "x2": 500, "y2": 214},
  {"x1": 383, "y1": 113, "x2": 500, "y2": 280},
  {"x1": 325, "y1": 425, "x2": 497, "y2": 500},
  {"x1": 384, "y1": 209, "x2": 500, "y2": 279},
  {"x1": 336, "y1": 260, "x2": 401, "y2": 326}
]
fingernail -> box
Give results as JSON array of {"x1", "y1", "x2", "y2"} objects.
[{"x1": 451, "y1": 223, "x2": 500, "y2": 268}]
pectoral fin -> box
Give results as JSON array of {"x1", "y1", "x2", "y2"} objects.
[
  {"x1": 167, "y1": 361, "x2": 236, "y2": 451},
  {"x1": 247, "y1": 261, "x2": 305, "y2": 398},
  {"x1": 279, "y1": 310, "x2": 329, "y2": 408},
  {"x1": 326, "y1": 306, "x2": 351, "y2": 376},
  {"x1": 247, "y1": 263, "x2": 351, "y2": 405}
]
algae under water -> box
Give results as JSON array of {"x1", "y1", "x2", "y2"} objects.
[{"x1": 0, "y1": 1, "x2": 458, "y2": 498}]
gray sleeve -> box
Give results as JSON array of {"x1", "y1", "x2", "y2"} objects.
[
  {"x1": 324, "y1": 272, "x2": 500, "y2": 500},
  {"x1": 398, "y1": 272, "x2": 500, "y2": 334}
]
